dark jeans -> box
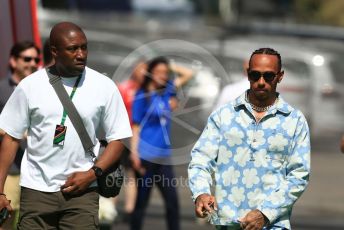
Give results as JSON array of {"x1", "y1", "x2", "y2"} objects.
[
  {"x1": 18, "y1": 187, "x2": 99, "y2": 230},
  {"x1": 130, "y1": 160, "x2": 180, "y2": 230}
]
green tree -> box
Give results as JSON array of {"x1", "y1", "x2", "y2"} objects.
[{"x1": 295, "y1": 0, "x2": 344, "y2": 26}]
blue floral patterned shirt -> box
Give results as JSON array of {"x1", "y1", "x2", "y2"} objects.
[{"x1": 188, "y1": 91, "x2": 311, "y2": 229}]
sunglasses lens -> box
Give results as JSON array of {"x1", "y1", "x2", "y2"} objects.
[
  {"x1": 23, "y1": 57, "x2": 32, "y2": 62},
  {"x1": 248, "y1": 71, "x2": 261, "y2": 81},
  {"x1": 263, "y1": 72, "x2": 276, "y2": 82},
  {"x1": 248, "y1": 71, "x2": 277, "y2": 82},
  {"x1": 21, "y1": 56, "x2": 40, "y2": 64}
]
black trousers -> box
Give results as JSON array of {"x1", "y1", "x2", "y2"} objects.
[{"x1": 130, "y1": 160, "x2": 180, "y2": 230}]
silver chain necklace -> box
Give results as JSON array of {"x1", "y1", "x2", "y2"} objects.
[{"x1": 245, "y1": 92, "x2": 278, "y2": 112}]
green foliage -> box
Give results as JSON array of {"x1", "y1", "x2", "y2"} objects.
[{"x1": 295, "y1": 0, "x2": 344, "y2": 26}]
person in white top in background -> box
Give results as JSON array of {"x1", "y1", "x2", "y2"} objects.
[{"x1": 215, "y1": 60, "x2": 250, "y2": 109}]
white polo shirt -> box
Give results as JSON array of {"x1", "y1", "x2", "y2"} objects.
[{"x1": 0, "y1": 67, "x2": 132, "y2": 192}]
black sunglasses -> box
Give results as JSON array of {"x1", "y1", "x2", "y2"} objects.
[
  {"x1": 247, "y1": 70, "x2": 279, "y2": 82},
  {"x1": 18, "y1": 56, "x2": 40, "y2": 64}
]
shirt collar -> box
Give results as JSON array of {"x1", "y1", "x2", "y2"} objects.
[{"x1": 233, "y1": 90, "x2": 292, "y2": 115}]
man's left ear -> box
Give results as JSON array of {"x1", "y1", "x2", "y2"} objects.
[{"x1": 277, "y1": 70, "x2": 284, "y2": 83}]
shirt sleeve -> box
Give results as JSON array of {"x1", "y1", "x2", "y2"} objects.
[
  {"x1": 0, "y1": 85, "x2": 29, "y2": 139},
  {"x1": 188, "y1": 111, "x2": 221, "y2": 202},
  {"x1": 101, "y1": 84, "x2": 132, "y2": 142},
  {"x1": 258, "y1": 114, "x2": 311, "y2": 224}
]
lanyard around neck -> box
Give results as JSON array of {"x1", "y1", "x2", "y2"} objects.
[{"x1": 60, "y1": 76, "x2": 82, "y2": 125}]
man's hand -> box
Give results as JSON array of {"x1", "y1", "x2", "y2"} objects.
[
  {"x1": 61, "y1": 170, "x2": 95, "y2": 195},
  {"x1": 0, "y1": 195, "x2": 12, "y2": 212},
  {"x1": 169, "y1": 97, "x2": 179, "y2": 111},
  {"x1": 130, "y1": 151, "x2": 146, "y2": 175},
  {"x1": 194, "y1": 193, "x2": 217, "y2": 218},
  {"x1": 239, "y1": 209, "x2": 267, "y2": 230},
  {"x1": 0, "y1": 194, "x2": 12, "y2": 225}
]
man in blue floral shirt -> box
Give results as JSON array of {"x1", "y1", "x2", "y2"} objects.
[{"x1": 188, "y1": 48, "x2": 310, "y2": 230}]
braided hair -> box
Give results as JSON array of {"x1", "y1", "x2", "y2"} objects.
[{"x1": 249, "y1": 48, "x2": 282, "y2": 71}]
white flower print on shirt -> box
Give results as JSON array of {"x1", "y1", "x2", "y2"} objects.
[
  {"x1": 233, "y1": 147, "x2": 251, "y2": 167},
  {"x1": 219, "y1": 205, "x2": 236, "y2": 219},
  {"x1": 260, "y1": 209, "x2": 278, "y2": 221},
  {"x1": 222, "y1": 166, "x2": 240, "y2": 186},
  {"x1": 235, "y1": 110, "x2": 251, "y2": 128},
  {"x1": 225, "y1": 127, "x2": 244, "y2": 147},
  {"x1": 282, "y1": 116, "x2": 298, "y2": 137},
  {"x1": 262, "y1": 117, "x2": 280, "y2": 129},
  {"x1": 242, "y1": 168, "x2": 260, "y2": 188},
  {"x1": 228, "y1": 186, "x2": 245, "y2": 207},
  {"x1": 217, "y1": 145, "x2": 232, "y2": 165},
  {"x1": 202, "y1": 121, "x2": 219, "y2": 139},
  {"x1": 268, "y1": 134, "x2": 288, "y2": 152},
  {"x1": 268, "y1": 190, "x2": 286, "y2": 205},
  {"x1": 192, "y1": 153, "x2": 211, "y2": 167},
  {"x1": 247, "y1": 130, "x2": 266, "y2": 147},
  {"x1": 215, "y1": 185, "x2": 228, "y2": 203},
  {"x1": 194, "y1": 179, "x2": 209, "y2": 190},
  {"x1": 188, "y1": 168, "x2": 198, "y2": 178},
  {"x1": 203, "y1": 141, "x2": 218, "y2": 156},
  {"x1": 253, "y1": 149, "x2": 268, "y2": 168},
  {"x1": 220, "y1": 108, "x2": 234, "y2": 125},
  {"x1": 262, "y1": 173, "x2": 278, "y2": 190},
  {"x1": 247, "y1": 189, "x2": 267, "y2": 207},
  {"x1": 298, "y1": 131, "x2": 309, "y2": 147},
  {"x1": 289, "y1": 154, "x2": 302, "y2": 166}
]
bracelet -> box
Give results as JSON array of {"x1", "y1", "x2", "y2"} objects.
[{"x1": 0, "y1": 193, "x2": 6, "y2": 197}]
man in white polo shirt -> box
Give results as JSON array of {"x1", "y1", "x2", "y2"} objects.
[{"x1": 0, "y1": 22, "x2": 132, "y2": 229}]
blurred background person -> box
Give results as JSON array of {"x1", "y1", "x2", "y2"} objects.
[
  {"x1": 130, "y1": 56, "x2": 193, "y2": 230},
  {"x1": 115, "y1": 61, "x2": 147, "y2": 223},
  {"x1": 215, "y1": 60, "x2": 249, "y2": 109},
  {"x1": 341, "y1": 135, "x2": 344, "y2": 153},
  {"x1": 0, "y1": 40, "x2": 40, "y2": 230}
]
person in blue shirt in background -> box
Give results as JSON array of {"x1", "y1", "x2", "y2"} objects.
[
  {"x1": 130, "y1": 56, "x2": 193, "y2": 230},
  {"x1": 188, "y1": 48, "x2": 311, "y2": 230}
]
